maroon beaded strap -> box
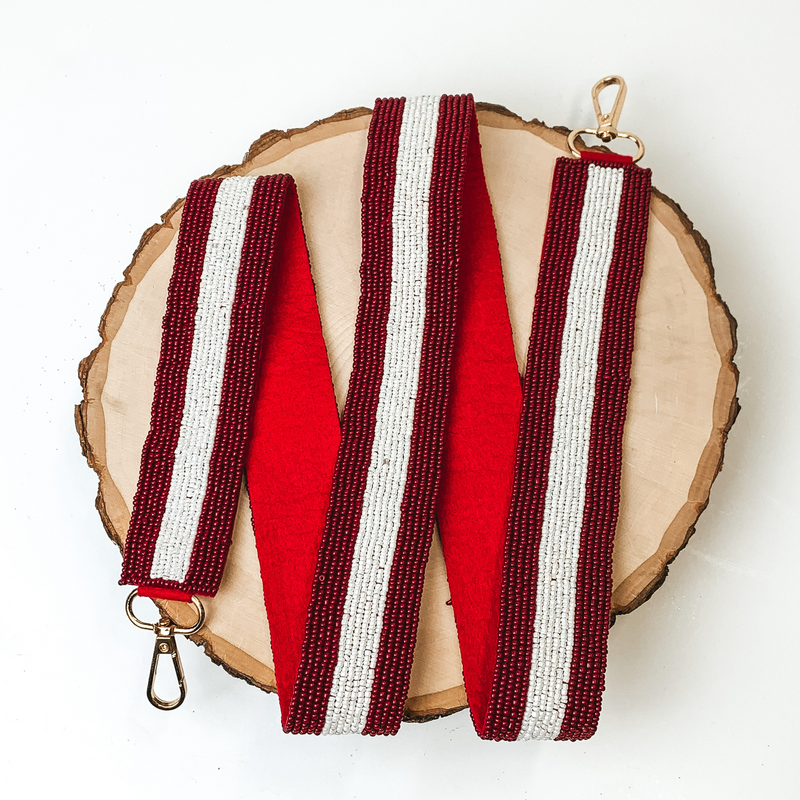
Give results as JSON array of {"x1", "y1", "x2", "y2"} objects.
[
  {"x1": 487, "y1": 154, "x2": 651, "y2": 740},
  {"x1": 436, "y1": 152, "x2": 651, "y2": 742},
  {"x1": 555, "y1": 157, "x2": 651, "y2": 740},
  {"x1": 121, "y1": 174, "x2": 300, "y2": 598},
  {"x1": 278, "y1": 95, "x2": 476, "y2": 736},
  {"x1": 120, "y1": 105, "x2": 651, "y2": 743}
]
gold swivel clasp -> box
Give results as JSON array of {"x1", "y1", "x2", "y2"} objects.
[
  {"x1": 125, "y1": 589, "x2": 206, "y2": 711},
  {"x1": 567, "y1": 75, "x2": 645, "y2": 163}
]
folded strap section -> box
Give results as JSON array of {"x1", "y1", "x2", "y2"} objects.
[
  {"x1": 120, "y1": 174, "x2": 309, "y2": 598},
  {"x1": 247, "y1": 95, "x2": 514, "y2": 736},
  {"x1": 438, "y1": 152, "x2": 651, "y2": 741}
]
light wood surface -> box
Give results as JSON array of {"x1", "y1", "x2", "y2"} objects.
[{"x1": 76, "y1": 103, "x2": 738, "y2": 721}]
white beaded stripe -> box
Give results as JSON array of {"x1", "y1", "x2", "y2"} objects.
[
  {"x1": 517, "y1": 164, "x2": 624, "y2": 741},
  {"x1": 322, "y1": 95, "x2": 442, "y2": 735},
  {"x1": 150, "y1": 176, "x2": 258, "y2": 582}
]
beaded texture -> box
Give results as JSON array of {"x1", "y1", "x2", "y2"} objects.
[
  {"x1": 439, "y1": 151, "x2": 651, "y2": 741},
  {"x1": 121, "y1": 101, "x2": 651, "y2": 742},
  {"x1": 266, "y1": 95, "x2": 478, "y2": 737},
  {"x1": 120, "y1": 174, "x2": 301, "y2": 597}
]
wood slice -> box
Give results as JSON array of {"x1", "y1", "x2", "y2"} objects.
[{"x1": 76, "y1": 103, "x2": 738, "y2": 721}]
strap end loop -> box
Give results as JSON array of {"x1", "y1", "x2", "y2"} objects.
[{"x1": 124, "y1": 588, "x2": 205, "y2": 710}]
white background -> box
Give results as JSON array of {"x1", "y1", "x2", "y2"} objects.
[{"x1": 2, "y1": 1, "x2": 798, "y2": 797}]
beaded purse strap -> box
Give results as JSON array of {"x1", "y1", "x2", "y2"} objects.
[
  {"x1": 121, "y1": 174, "x2": 304, "y2": 599},
  {"x1": 121, "y1": 92, "x2": 651, "y2": 740},
  {"x1": 249, "y1": 95, "x2": 493, "y2": 735},
  {"x1": 438, "y1": 149, "x2": 651, "y2": 740}
]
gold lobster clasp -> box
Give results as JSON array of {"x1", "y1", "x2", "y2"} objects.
[
  {"x1": 567, "y1": 75, "x2": 645, "y2": 163},
  {"x1": 125, "y1": 589, "x2": 206, "y2": 711}
]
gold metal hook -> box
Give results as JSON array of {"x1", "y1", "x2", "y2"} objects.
[
  {"x1": 567, "y1": 75, "x2": 645, "y2": 163},
  {"x1": 148, "y1": 620, "x2": 187, "y2": 711},
  {"x1": 591, "y1": 75, "x2": 627, "y2": 142},
  {"x1": 125, "y1": 589, "x2": 205, "y2": 711}
]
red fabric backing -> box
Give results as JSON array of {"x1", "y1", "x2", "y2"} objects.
[
  {"x1": 581, "y1": 150, "x2": 634, "y2": 165},
  {"x1": 137, "y1": 586, "x2": 192, "y2": 602},
  {"x1": 245, "y1": 182, "x2": 341, "y2": 722},
  {"x1": 435, "y1": 102, "x2": 521, "y2": 734}
]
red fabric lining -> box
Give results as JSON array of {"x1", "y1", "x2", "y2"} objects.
[
  {"x1": 245, "y1": 180, "x2": 341, "y2": 722},
  {"x1": 435, "y1": 100, "x2": 521, "y2": 734},
  {"x1": 246, "y1": 180, "x2": 340, "y2": 718},
  {"x1": 581, "y1": 150, "x2": 634, "y2": 165},
  {"x1": 137, "y1": 585, "x2": 193, "y2": 603}
]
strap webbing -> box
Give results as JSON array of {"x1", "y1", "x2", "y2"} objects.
[
  {"x1": 121, "y1": 98, "x2": 651, "y2": 740},
  {"x1": 439, "y1": 150, "x2": 651, "y2": 740},
  {"x1": 121, "y1": 175, "x2": 308, "y2": 598}
]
